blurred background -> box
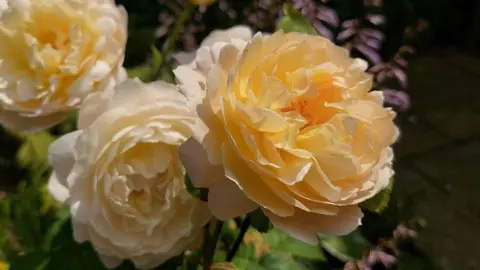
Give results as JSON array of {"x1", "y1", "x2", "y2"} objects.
[{"x1": 1, "y1": 0, "x2": 480, "y2": 269}]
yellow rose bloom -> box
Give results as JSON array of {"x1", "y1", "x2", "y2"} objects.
[
  {"x1": 0, "y1": 0, "x2": 127, "y2": 131},
  {"x1": 175, "y1": 26, "x2": 398, "y2": 244}
]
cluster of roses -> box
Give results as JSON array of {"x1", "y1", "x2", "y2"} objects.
[{"x1": 0, "y1": 0, "x2": 398, "y2": 269}]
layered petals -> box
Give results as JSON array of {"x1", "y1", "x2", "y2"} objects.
[
  {"x1": 47, "y1": 79, "x2": 211, "y2": 269},
  {"x1": 176, "y1": 29, "x2": 398, "y2": 244},
  {"x1": 0, "y1": 0, "x2": 127, "y2": 130}
]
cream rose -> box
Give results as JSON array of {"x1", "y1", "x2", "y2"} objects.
[
  {"x1": 47, "y1": 79, "x2": 211, "y2": 269},
  {"x1": 0, "y1": 0, "x2": 127, "y2": 131},
  {"x1": 175, "y1": 27, "x2": 399, "y2": 244}
]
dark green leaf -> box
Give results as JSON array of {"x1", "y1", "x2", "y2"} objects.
[
  {"x1": 47, "y1": 218, "x2": 134, "y2": 270},
  {"x1": 277, "y1": 3, "x2": 317, "y2": 35},
  {"x1": 360, "y1": 179, "x2": 394, "y2": 214},
  {"x1": 154, "y1": 254, "x2": 184, "y2": 269},
  {"x1": 9, "y1": 251, "x2": 49, "y2": 270},
  {"x1": 42, "y1": 217, "x2": 68, "y2": 250},
  {"x1": 259, "y1": 253, "x2": 306, "y2": 270},
  {"x1": 185, "y1": 175, "x2": 209, "y2": 202},
  {"x1": 320, "y1": 230, "x2": 370, "y2": 262},
  {"x1": 248, "y1": 209, "x2": 271, "y2": 233}
]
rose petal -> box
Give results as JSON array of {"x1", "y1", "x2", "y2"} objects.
[
  {"x1": 264, "y1": 205, "x2": 363, "y2": 244},
  {"x1": 178, "y1": 138, "x2": 225, "y2": 188},
  {"x1": 47, "y1": 130, "x2": 82, "y2": 203},
  {"x1": 208, "y1": 178, "x2": 258, "y2": 220}
]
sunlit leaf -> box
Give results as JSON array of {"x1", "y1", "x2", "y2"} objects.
[
  {"x1": 16, "y1": 131, "x2": 55, "y2": 170},
  {"x1": 126, "y1": 65, "x2": 152, "y2": 82},
  {"x1": 277, "y1": 3, "x2": 317, "y2": 35},
  {"x1": 259, "y1": 253, "x2": 306, "y2": 270},
  {"x1": 320, "y1": 230, "x2": 370, "y2": 262},
  {"x1": 263, "y1": 229, "x2": 326, "y2": 261},
  {"x1": 232, "y1": 258, "x2": 265, "y2": 270},
  {"x1": 211, "y1": 262, "x2": 237, "y2": 270},
  {"x1": 360, "y1": 179, "x2": 394, "y2": 213}
]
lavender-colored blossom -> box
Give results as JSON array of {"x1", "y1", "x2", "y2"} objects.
[
  {"x1": 367, "y1": 247, "x2": 398, "y2": 268},
  {"x1": 383, "y1": 89, "x2": 411, "y2": 112}
]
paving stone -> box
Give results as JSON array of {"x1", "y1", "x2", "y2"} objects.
[
  {"x1": 392, "y1": 165, "x2": 480, "y2": 270},
  {"x1": 411, "y1": 140, "x2": 480, "y2": 207},
  {"x1": 393, "y1": 117, "x2": 449, "y2": 159},
  {"x1": 408, "y1": 52, "x2": 480, "y2": 111},
  {"x1": 473, "y1": 95, "x2": 480, "y2": 112},
  {"x1": 422, "y1": 107, "x2": 480, "y2": 140}
]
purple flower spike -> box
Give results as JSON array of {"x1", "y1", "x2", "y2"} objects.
[
  {"x1": 368, "y1": 248, "x2": 398, "y2": 268},
  {"x1": 382, "y1": 89, "x2": 411, "y2": 112}
]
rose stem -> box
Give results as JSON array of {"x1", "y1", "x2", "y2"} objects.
[
  {"x1": 202, "y1": 220, "x2": 224, "y2": 270},
  {"x1": 152, "y1": 2, "x2": 195, "y2": 81},
  {"x1": 226, "y1": 216, "x2": 251, "y2": 262}
]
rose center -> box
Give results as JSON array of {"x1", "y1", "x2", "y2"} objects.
[
  {"x1": 27, "y1": 9, "x2": 75, "y2": 51},
  {"x1": 281, "y1": 70, "x2": 342, "y2": 128},
  {"x1": 128, "y1": 188, "x2": 152, "y2": 214}
]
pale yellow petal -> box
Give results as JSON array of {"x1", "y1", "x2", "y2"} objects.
[
  {"x1": 208, "y1": 178, "x2": 258, "y2": 220},
  {"x1": 264, "y1": 205, "x2": 363, "y2": 244}
]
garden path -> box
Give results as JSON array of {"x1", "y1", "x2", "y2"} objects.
[{"x1": 392, "y1": 49, "x2": 480, "y2": 270}]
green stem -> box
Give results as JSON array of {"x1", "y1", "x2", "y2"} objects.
[
  {"x1": 226, "y1": 216, "x2": 250, "y2": 262},
  {"x1": 153, "y1": 3, "x2": 195, "y2": 80},
  {"x1": 202, "y1": 220, "x2": 224, "y2": 270}
]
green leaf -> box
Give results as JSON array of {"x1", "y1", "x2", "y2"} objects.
[
  {"x1": 248, "y1": 209, "x2": 271, "y2": 233},
  {"x1": 213, "y1": 250, "x2": 227, "y2": 263},
  {"x1": 236, "y1": 243, "x2": 257, "y2": 260},
  {"x1": 262, "y1": 228, "x2": 287, "y2": 248},
  {"x1": 126, "y1": 65, "x2": 152, "y2": 82},
  {"x1": 42, "y1": 217, "x2": 68, "y2": 250},
  {"x1": 259, "y1": 253, "x2": 306, "y2": 270},
  {"x1": 232, "y1": 258, "x2": 265, "y2": 270},
  {"x1": 16, "y1": 131, "x2": 55, "y2": 169},
  {"x1": 319, "y1": 230, "x2": 370, "y2": 262},
  {"x1": 360, "y1": 179, "x2": 394, "y2": 213},
  {"x1": 277, "y1": 3, "x2": 317, "y2": 35},
  {"x1": 262, "y1": 229, "x2": 326, "y2": 261},
  {"x1": 9, "y1": 251, "x2": 49, "y2": 270},
  {"x1": 47, "y1": 218, "x2": 134, "y2": 270},
  {"x1": 150, "y1": 45, "x2": 163, "y2": 74}
]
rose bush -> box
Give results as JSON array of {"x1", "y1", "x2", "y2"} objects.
[
  {"x1": 175, "y1": 26, "x2": 399, "y2": 244},
  {"x1": 47, "y1": 79, "x2": 211, "y2": 269},
  {"x1": 0, "y1": 0, "x2": 127, "y2": 131}
]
